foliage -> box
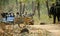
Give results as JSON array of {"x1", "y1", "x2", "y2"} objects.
[
  {"x1": 18, "y1": 0, "x2": 28, "y2": 3},
  {"x1": 0, "y1": 0, "x2": 9, "y2": 6}
]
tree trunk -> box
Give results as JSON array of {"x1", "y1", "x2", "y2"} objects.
[
  {"x1": 46, "y1": 0, "x2": 50, "y2": 16},
  {"x1": 32, "y1": 1, "x2": 36, "y2": 15},
  {"x1": 37, "y1": 2, "x2": 40, "y2": 20},
  {"x1": 0, "y1": 6, "x2": 3, "y2": 20},
  {"x1": 20, "y1": 2, "x2": 22, "y2": 16},
  {"x1": 16, "y1": 0, "x2": 18, "y2": 11},
  {"x1": 22, "y1": 3, "x2": 25, "y2": 14}
]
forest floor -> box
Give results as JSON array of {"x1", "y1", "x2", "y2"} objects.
[{"x1": 0, "y1": 24, "x2": 60, "y2": 36}]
